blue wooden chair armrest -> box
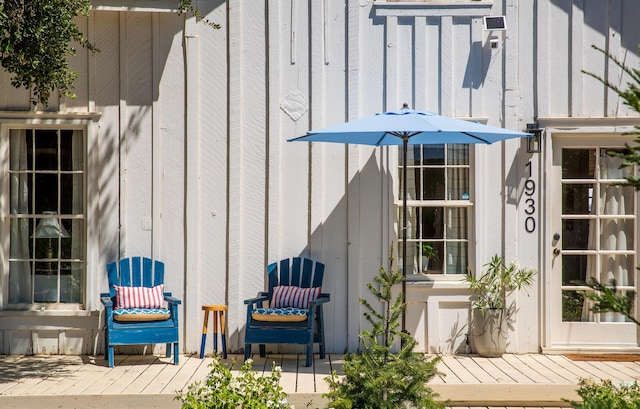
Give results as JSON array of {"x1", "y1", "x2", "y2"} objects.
[
  {"x1": 309, "y1": 295, "x2": 330, "y2": 306},
  {"x1": 244, "y1": 293, "x2": 269, "y2": 306},
  {"x1": 100, "y1": 295, "x2": 113, "y2": 309},
  {"x1": 164, "y1": 294, "x2": 182, "y2": 305}
]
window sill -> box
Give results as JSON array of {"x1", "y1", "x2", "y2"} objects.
[
  {"x1": 405, "y1": 275, "x2": 468, "y2": 289},
  {"x1": 0, "y1": 309, "x2": 98, "y2": 318},
  {"x1": 374, "y1": 1, "x2": 494, "y2": 17}
]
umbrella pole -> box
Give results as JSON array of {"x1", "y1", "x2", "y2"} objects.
[{"x1": 401, "y1": 135, "x2": 409, "y2": 336}]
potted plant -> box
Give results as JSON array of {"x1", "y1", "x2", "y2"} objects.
[
  {"x1": 464, "y1": 254, "x2": 536, "y2": 357},
  {"x1": 417, "y1": 243, "x2": 438, "y2": 272}
]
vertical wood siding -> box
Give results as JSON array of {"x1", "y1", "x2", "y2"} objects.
[{"x1": 1, "y1": 0, "x2": 639, "y2": 355}]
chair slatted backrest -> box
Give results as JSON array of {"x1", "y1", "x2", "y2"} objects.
[
  {"x1": 107, "y1": 257, "x2": 165, "y2": 299},
  {"x1": 267, "y1": 257, "x2": 324, "y2": 298}
]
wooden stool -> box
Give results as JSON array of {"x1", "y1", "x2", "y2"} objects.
[{"x1": 200, "y1": 305, "x2": 228, "y2": 359}]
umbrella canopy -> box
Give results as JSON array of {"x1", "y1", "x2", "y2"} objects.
[
  {"x1": 289, "y1": 108, "x2": 532, "y2": 146},
  {"x1": 288, "y1": 106, "x2": 531, "y2": 332}
]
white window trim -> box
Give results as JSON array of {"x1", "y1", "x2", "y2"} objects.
[{"x1": 0, "y1": 116, "x2": 99, "y2": 313}]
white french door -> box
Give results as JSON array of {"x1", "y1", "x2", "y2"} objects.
[{"x1": 549, "y1": 136, "x2": 639, "y2": 348}]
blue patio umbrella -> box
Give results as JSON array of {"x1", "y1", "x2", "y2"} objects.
[{"x1": 288, "y1": 105, "x2": 531, "y2": 331}]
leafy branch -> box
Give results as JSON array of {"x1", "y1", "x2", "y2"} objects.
[
  {"x1": 0, "y1": 0, "x2": 98, "y2": 106},
  {"x1": 177, "y1": 0, "x2": 221, "y2": 29},
  {"x1": 0, "y1": 0, "x2": 220, "y2": 107}
]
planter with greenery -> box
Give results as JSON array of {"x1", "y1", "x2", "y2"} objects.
[
  {"x1": 325, "y1": 262, "x2": 445, "y2": 409},
  {"x1": 464, "y1": 254, "x2": 536, "y2": 357}
]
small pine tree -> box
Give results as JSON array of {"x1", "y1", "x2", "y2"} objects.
[{"x1": 324, "y1": 265, "x2": 444, "y2": 409}]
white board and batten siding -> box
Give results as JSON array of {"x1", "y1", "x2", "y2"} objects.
[{"x1": 0, "y1": 0, "x2": 639, "y2": 356}]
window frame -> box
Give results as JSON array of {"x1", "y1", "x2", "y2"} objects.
[
  {"x1": 1, "y1": 121, "x2": 91, "y2": 312},
  {"x1": 396, "y1": 143, "x2": 474, "y2": 281}
]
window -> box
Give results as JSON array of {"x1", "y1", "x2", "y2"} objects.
[
  {"x1": 399, "y1": 144, "x2": 470, "y2": 276},
  {"x1": 7, "y1": 128, "x2": 85, "y2": 307}
]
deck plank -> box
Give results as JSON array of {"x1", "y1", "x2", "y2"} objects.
[
  {"x1": 278, "y1": 354, "x2": 299, "y2": 394},
  {"x1": 501, "y1": 354, "x2": 555, "y2": 383},
  {"x1": 529, "y1": 355, "x2": 580, "y2": 383},
  {"x1": 17, "y1": 356, "x2": 85, "y2": 395},
  {"x1": 470, "y1": 356, "x2": 518, "y2": 383},
  {"x1": 162, "y1": 354, "x2": 209, "y2": 394},
  {"x1": 454, "y1": 356, "x2": 500, "y2": 383},
  {"x1": 440, "y1": 356, "x2": 485, "y2": 383},
  {"x1": 482, "y1": 355, "x2": 536, "y2": 383},
  {"x1": 296, "y1": 354, "x2": 316, "y2": 393},
  {"x1": 564, "y1": 358, "x2": 626, "y2": 383},
  {"x1": 314, "y1": 353, "x2": 333, "y2": 393}
]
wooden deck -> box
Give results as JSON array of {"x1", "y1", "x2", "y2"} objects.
[{"x1": 1, "y1": 353, "x2": 639, "y2": 408}]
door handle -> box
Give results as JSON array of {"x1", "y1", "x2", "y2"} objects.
[{"x1": 553, "y1": 248, "x2": 561, "y2": 256}]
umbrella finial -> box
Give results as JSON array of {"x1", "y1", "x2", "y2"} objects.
[{"x1": 402, "y1": 103, "x2": 409, "y2": 109}]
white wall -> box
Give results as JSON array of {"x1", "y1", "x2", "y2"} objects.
[{"x1": 1, "y1": 0, "x2": 639, "y2": 355}]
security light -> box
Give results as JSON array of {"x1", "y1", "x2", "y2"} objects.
[{"x1": 483, "y1": 16, "x2": 506, "y2": 31}]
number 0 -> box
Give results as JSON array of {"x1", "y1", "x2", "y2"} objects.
[{"x1": 525, "y1": 217, "x2": 536, "y2": 233}]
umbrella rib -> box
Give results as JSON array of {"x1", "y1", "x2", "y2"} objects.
[{"x1": 462, "y1": 132, "x2": 492, "y2": 144}]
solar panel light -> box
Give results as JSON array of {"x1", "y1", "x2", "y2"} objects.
[{"x1": 483, "y1": 16, "x2": 506, "y2": 31}]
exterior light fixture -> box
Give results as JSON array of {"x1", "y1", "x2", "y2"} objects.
[
  {"x1": 483, "y1": 16, "x2": 506, "y2": 31},
  {"x1": 526, "y1": 123, "x2": 543, "y2": 153}
]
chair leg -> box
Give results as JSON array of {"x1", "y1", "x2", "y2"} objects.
[
  {"x1": 107, "y1": 346, "x2": 114, "y2": 368},
  {"x1": 173, "y1": 343, "x2": 179, "y2": 365},
  {"x1": 166, "y1": 343, "x2": 172, "y2": 358},
  {"x1": 244, "y1": 344, "x2": 251, "y2": 361},
  {"x1": 305, "y1": 344, "x2": 313, "y2": 367},
  {"x1": 259, "y1": 344, "x2": 266, "y2": 357}
]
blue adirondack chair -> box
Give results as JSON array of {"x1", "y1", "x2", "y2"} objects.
[
  {"x1": 100, "y1": 257, "x2": 181, "y2": 368},
  {"x1": 244, "y1": 257, "x2": 330, "y2": 367}
]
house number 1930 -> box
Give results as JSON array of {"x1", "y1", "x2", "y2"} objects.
[{"x1": 524, "y1": 161, "x2": 536, "y2": 233}]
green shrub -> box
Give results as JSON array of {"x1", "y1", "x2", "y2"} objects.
[
  {"x1": 175, "y1": 356, "x2": 292, "y2": 409},
  {"x1": 566, "y1": 378, "x2": 640, "y2": 409},
  {"x1": 324, "y1": 265, "x2": 444, "y2": 409}
]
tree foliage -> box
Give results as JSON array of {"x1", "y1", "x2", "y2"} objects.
[
  {"x1": 579, "y1": 45, "x2": 640, "y2": 319},
  {"x1": 0, "y1": 0, "x2": 97, "y2": 106},
  {"x1": 583, "y1": 45, "x2": 640, "y2": 189},
  {"x1": 0, "y1": 0, "x2": 219, "y2": 107},
  {"x1": 324, "y1": 264, "x2": 444, "y2": 409}
]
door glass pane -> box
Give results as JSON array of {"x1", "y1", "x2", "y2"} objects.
[
  {"x1": 562, "y1": 219, "x2": 591, "y2": 250},
  {"x1": 600, "y1": 219, "x2": 634, "y2": 250},
  {"x1": 562, "y1": 149, "x2": 595, "y2": 178},
  {"x1": 562, "y1": 290, "x2": 586, "y2": 322},
  {"x1": 600, "y1": 185, "x2": 634, "y2": 215},
  {"x1": 562, "y1": 184, "x2": 593, "y2": 214},
  {"x1": 599, "y1": 254, "x2": 634, "y2": 286},
  {"x1": 601, "y1": 149, "x2": 632, "y2": 179},
  {"x1": 562, "y1": 254, "x2": 588, "y2": 285}
]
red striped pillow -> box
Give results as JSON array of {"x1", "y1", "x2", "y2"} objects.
[
  {"x1": 271, "y1": 286, "x2": 321, "y2": 309},
  {"x1": 115, "y1": 284, "x2": 165, "y2": 309}
]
